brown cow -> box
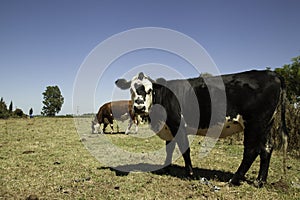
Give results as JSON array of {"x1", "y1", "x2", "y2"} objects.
[{"x1": 91, "y1": 100, "x2": 138, "y2": 134}]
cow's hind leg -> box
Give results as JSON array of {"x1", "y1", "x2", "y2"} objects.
[
  {"x1": 230, "y1": 146, "x2": 258, "y2": 185},
  {"x1": 116, "y1": 123, "x2": 120, "y2": 133},
  {"x1": 92, "y1": 122, "x2": 100, "y2": 134},
  {"x1": 125, "y1": 121, "x2": 133, "y2": 134},
  {"x1": 255, "y1": 141, "x2": 273, "y2": 187}
]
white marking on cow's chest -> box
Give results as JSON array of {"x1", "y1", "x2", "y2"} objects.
[{"x1": 190, "y1": 114, "x2": 245, "y2": 138}]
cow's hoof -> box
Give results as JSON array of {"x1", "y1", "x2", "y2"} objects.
[
  {"x1": 186, "y1": 166, "x2": 194, "y2": 177},
  {"x1": 228, "y1": 179, "x2": 240, "y2": 186},
  {"x1": 125, "y1": 130, "x2": 131, "y2": 135},
  {"x1": 229, "y1": 173, "x2": 246, "y2": 186},
  {"x1": 229, "y1": 177, "x2": 241, "y2": 186},
  {"x1": 253, "y1": 179, "x2": 265, "y2": 188}
]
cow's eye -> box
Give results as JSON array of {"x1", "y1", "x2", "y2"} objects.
[{"x1": 147, "y1": 89, "x2": 152, "y2": 94}]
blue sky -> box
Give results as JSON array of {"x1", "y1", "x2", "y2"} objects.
[{"x1": 0, "y1": 0, "x2": 299, "y2": 115}]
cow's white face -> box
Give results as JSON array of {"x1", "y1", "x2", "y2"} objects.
[
  {"x1": 130, "y1": 74, "x2": 153, "y2": 115},
  {"x1": 115, "y1": 72, "x2": 153, "y2": 116}
]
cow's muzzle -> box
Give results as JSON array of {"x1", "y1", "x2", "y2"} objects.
[{"x1": 134, "y1": 106, "x2": 146, "y2": 114}]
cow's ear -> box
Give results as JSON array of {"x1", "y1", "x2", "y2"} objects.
[
  {"x1": 156, "y1": 78, "x2": 167, "y2": 86},
  {"x1": 115, "y1": 79, "x2": 131, "y2": 90}
]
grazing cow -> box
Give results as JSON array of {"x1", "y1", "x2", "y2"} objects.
[
  {"x1": 91, "y1": 100, "x2": 138, "y2": 134},
  {"x1": 115, "y1": 70, "x2": 288, "y2": 187}
]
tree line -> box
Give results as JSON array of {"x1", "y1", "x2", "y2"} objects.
[
  {"x1": 274, "y1": 55, "x2": 300, "y2": 104},
  {"x1": 0, "y1": 98, "x2": 28, "y2": 119},
  {"x1": 273, "y1": 56, "x2": 300, "y2": 156},
  {"x1": 0, "y1": 85, "x2": 64, "y2": 119}
]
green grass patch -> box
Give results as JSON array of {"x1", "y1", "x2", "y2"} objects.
[{"x1": 0, "y1": 118, "x2": 299, "y2": 199}]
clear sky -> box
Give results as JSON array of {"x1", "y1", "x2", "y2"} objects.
[{"x1": 1, "y1": 0, "x2": 299, "y2": 115}]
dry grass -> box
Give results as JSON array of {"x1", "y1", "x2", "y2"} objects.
[{"x1": 0, "y1": 118, "x2": 299, "y2": 199}]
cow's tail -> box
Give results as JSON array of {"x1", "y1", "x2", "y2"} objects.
[{"x1": 279, "y1": 77, "x2": 289, "y2": 175}]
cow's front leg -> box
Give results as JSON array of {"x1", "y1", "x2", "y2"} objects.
[
  {"x1": 161, "y1": 140, "x2": 176, "y2": 174},
  {"x1": 125, "y1": 120, "x2": 138, "y2": 134},
  {"x1": 176, "y1": 130, "x2": 193, "y2": 176},
  {"x1": 102, "y1": 123, "x2": 108, "y2": 134},
  {"x1": 164, "y1": 140, "x2": 176, "y2": 166},
  {"x1": 110, "y1": 124, "x2": 114, "y2": 134},
  {"x1": 182, "y1": 148, "x2": 193, "y2": 176}
]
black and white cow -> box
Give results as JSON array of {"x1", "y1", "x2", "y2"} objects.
[{"x1": 115, "y1": 70, "x2": 288, "y2": 187}]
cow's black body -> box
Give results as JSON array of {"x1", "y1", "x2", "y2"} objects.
[{"x1": 115, "y1": 70, "x2": 288, "y2": 187}]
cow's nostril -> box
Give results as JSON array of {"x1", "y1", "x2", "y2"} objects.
[{"x1": 135, "y1": 99, "x2": 144, "y2": 104}]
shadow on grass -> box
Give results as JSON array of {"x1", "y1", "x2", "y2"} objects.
[
  {"x1": 101, "y1": 131, "x2": 126, "y2": 134},
  {"x1": 98, "y1": 163, "x2": 234, "y2": 182}
]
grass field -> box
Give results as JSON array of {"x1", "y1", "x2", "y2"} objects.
[{"x1": 0, "y1": 118, "x2": 299, "y2": 199}]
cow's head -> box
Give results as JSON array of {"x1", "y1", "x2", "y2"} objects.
[
  {"x1": 115, "y1": 72, "x2": 153, "y2": 117},
  {"x1": 91, "y1": 118, "x2": 100, "y2": 134}
]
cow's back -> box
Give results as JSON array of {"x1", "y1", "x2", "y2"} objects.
[
  {"x1": 110, "y1": 100, "x2": 131, "y2": 118},
  {"x1": 221, "y1": 70, "x2": 281, "y2": 120},
  {"x1": 162, "y1": 70, "x2": 282, "y2": 129}
]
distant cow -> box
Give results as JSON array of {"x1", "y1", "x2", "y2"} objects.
[
  {"x1": 115, "y1": 70, "x2": 288, "y2": 187},
  {"x1": 92, "y1": 100, "x2": 138, "y2": 134}
]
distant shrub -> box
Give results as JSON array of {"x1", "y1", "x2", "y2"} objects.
[
  {"x1": 285, "y1": 103, "x2": 300, "y2": 156},
  {"x1": 13, "y1": 108, "x2": 26, "y2": 118},
  {"x1": 55, "y1": 114, "x2": 74, "y2": 118},
  {"x1": 271, "y1": 100, "x2": 299, "y2": 157}
]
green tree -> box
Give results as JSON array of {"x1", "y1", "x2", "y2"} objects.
[
  {"x1": 29, "y1": 108, "x2": 33, "y2": 118},
  {"x1": 41, "y1": 86, "x2": 64, "y2": 116},
  {"x1": 0, "y1": 98, "x2": 9, "y2": 119},
  {"x1": 9, "y1": 101, "x2": 13, "y2": 114},
  {"x1": 275, "y1": 56, "x2": 300, "y2": 103}
]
